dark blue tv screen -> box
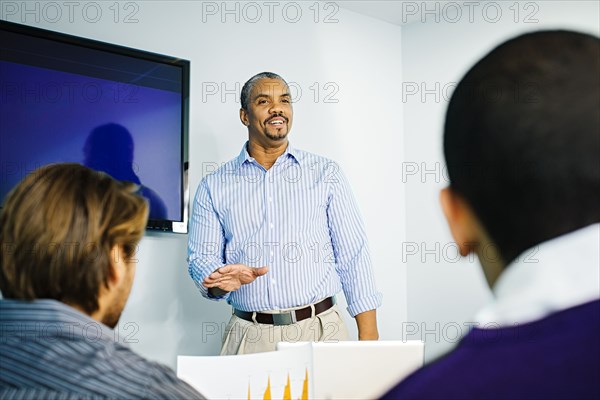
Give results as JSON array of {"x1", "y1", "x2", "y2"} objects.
[{"x1": 0, "y1": 21, "x2": 190, "y2": 233}]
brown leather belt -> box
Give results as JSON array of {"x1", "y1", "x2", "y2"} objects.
[{"x1": 233, "y1": 297, "x2": 334, "y2": 326}]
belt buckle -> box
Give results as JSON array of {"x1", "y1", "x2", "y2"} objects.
[{"x1": 272, "y1": 311, "x2": 296, "y2": 326}]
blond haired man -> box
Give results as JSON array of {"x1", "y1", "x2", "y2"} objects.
[{"x1": 0, "y1": 163, "x2": 203, "y2": 399}]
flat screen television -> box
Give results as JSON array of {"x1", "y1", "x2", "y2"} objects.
[{"x1": 0, "y1": 20, "x2": 190, "y2": 233}]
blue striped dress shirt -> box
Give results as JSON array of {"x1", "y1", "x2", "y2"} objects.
[
  {"x1": 187, "y1": 143, "x2": 382, "y2": 316},
  {"x1": 0, "y1": 299, "x2": 204, "y2": 399}
]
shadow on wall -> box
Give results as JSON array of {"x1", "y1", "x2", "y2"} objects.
[{"x1": 83, "y1": 123, "x2": 168, "y2": 220}]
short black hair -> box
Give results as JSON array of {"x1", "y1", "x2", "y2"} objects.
[
  {"x1": 240, "y1": 72, "x2": 288, "y2": 110},
  {"x1": 444, "y1": 30, "x2": 600, "y2": 264}
]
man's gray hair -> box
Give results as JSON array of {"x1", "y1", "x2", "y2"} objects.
[{"x1": 240, "y1": 72, "x2": 288, "y2": 110}]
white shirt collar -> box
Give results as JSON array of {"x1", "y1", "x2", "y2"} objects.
[{"x1": 475, "y1": 223, "x2": 600, "y2": 327}]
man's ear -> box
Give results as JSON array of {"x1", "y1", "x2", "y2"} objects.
[
  {"x1": 440, "y1": 187, "x2": 479, "y2": 257},
  {"x1": 240, "y1": 108, "x2": 249, "y2": 126}
]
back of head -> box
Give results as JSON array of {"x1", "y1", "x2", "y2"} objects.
[
  {"x1": 0, "y1": 163, "x2": 148, "y2": 313},
  {"x1": 444, "y1": 30, "x2": 600, "y2": 264}
]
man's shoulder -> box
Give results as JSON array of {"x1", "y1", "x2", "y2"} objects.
[
  {"x1": 118, "y1": 350, "x2": 204, "y2": 399},
  {"x1": 291, "y1": 147, "x2": 335, "y2": 166},
  {"x1": 0, "y1": 334, "x2": 201, "y2": 398},
  {"x1": 79, "y1": 341, "x2": 203, "y2": 398},
  {"x1": 290, "y1": 148, "x2": 345, "y2": 179},
  {"x1": 383, "y1": 305, "x2": 600, "y2": 399},
  {"x1": 202, "y1": 157, "x2": 241, "y2": 180}
]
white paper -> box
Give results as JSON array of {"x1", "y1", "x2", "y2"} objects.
[{"x1": 178, "y1": 344, "x2": 313, "y2": 400}]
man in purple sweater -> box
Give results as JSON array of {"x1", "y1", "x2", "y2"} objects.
[{"x1": 383, "y1": 31, "x2": 599, "y2": 399}]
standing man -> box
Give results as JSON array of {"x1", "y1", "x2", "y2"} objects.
[{"x1": 188, "y1": 72, "x2": 381, "y2": 355}]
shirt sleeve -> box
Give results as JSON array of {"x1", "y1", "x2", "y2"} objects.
[
  {"x1": 144, "y1": 362, "x2": 207, "y2": 400},
  {"x1": 187, "y1": 177, "x2": 230, "y2": 301},
  {"x1": 326, "y1": 163, "x2": 383, "y2": 317}
]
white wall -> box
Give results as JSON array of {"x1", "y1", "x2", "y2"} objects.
[
  {"x1": 2, "y1": 1, "x2": 406, "y2": 370},
  {"x1": 401, "y1": 0, "x2": 600, "y2": 361}
]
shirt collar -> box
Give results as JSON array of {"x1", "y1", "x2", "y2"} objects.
[
  {"x1": 235, "y1": 141, "x2": 301, "y2": 169},
  {"x1": 475, "y1": 223, "x2": 600, "y2": 327},
  {"x1": 0, "y1": 298, "x2": 119, "y2": 343}
]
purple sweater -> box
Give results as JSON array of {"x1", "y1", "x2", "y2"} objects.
[{"x1": 382, "y1": 300, "x2": 600, "y2": 399}]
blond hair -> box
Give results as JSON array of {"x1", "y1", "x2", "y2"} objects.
[{"x1": 0, "y1": 163, "x2": 148, "y2": 313}]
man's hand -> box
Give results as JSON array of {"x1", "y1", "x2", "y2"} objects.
[{"x1": 202, "y1": 264, "x2": 269, "y2": 294}]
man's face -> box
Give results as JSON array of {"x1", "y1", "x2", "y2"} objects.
[
  {"x1": 241, "y1": 78, "x2": 293, "y2": 143},
  {"x1": 102, "y1": 254, "x2": 136, "y2": 329}
]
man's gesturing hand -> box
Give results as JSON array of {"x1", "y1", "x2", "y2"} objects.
[{"x1": 202, "y1": 264, "x2": 269, "y2": 293}]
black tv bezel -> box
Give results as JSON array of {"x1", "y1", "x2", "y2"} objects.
[{"x1": 0, "y1": 20, "x2": 190, "y2": 233}]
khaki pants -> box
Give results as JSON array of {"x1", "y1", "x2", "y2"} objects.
[{"x1": 220, "y1": 304, "x2": 349, "y2": 355}]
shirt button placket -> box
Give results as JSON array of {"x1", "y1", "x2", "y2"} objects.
[{"x1": 264, "y1": 169, "x2": 275, "y2": 307}]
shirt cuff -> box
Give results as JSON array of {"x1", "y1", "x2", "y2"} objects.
[
  {"x1": 206, "y1": 287, "x2": 231, "y2": 301},
  {"x1": 346, "y1": 292, "x2": 383, "y2": 317},
  {"x1": 188, "y1": 262, "x2": 230, "y2": 302}
]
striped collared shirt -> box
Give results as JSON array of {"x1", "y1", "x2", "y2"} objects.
[
  {"x1": 188, "y1": 142, "x2": 382, "y2": 316},
  {"x1": 0, "y1": 299, "x2": 204, "y2": 399}
]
